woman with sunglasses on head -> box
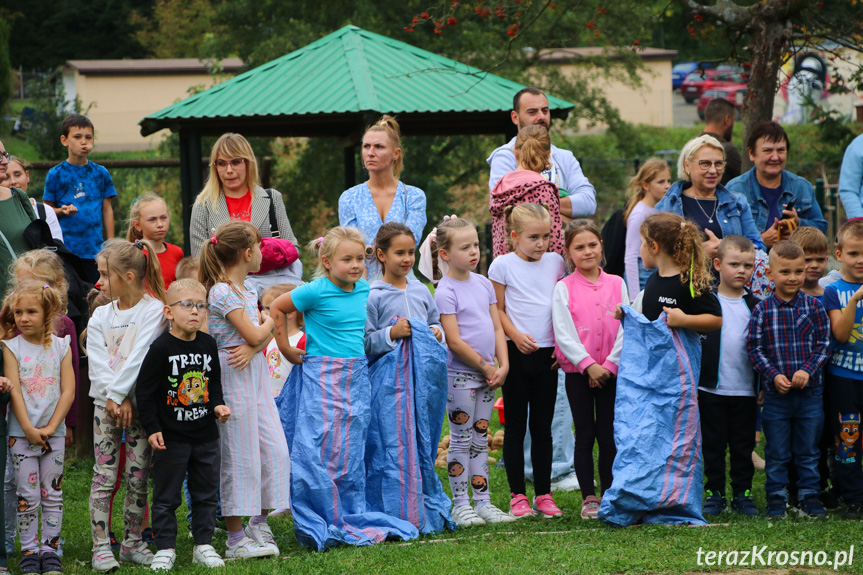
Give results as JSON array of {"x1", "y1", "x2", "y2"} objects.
[
  {"x1": 338, "y1": 115, "x2": 427, "y2": 281},
  {"x1": 655, "y1": 134, "x2": 763, "y2": 258},
  {"x1": 190, "y1": 133, "x2": 297, "y2": 257}
]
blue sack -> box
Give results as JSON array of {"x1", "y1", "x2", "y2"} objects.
[
  {"x1": 275, "y1": 355, "x2": 419, "y2": 550},
  {"x1": 598, "y1": 306, "x2": 706, "y2": 527},
  {"x1": 365, "y1": 318, "x2": 455, "y2": 535}
]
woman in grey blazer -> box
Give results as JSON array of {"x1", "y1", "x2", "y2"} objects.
[{"x1": 190, "y1": 133, "x2": 297, "y2": 256}]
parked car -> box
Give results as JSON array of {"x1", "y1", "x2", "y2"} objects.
[
  {"x1": 697, "y1": 85, "x2": 748, "y2": 120},
  {"x1": 672, "y1": 61, "x2": 716, "y2": 90},
  {"x1": 681, "y1": 68, "x2": 747, "y2": 103}
]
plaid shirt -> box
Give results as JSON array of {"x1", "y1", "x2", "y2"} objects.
[{"x1": 747, "y1": 291, "x2": 831, "y2": 390}]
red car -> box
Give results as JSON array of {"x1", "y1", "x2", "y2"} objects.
[
  {"x1": 697, "y1": 85, "x2": 748, "y2": 120},
  {"x1": 681, "y1": 68, "x2": 747, "y2": 103}
]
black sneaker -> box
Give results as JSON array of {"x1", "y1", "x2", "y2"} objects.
[
  {"x1": 798, "y1": 493, "x2": 828, "y2": 518},
  {"x1": 766, "y1": 493, "x2": 787, "y2": 519},
  {"x1": 108, "y1": 531, "x2": 119, "y2": 551},
  {"x1": 40, "y1": 551, "x2": 62, "y2": 575},
  {"x1": 843, "y1": 502, "x2": 862, "y2": 520},
  {"x1": 702, "y1": 490, "x2": 726, "y2": 516},
  {"x1": 141, "y1": 527, "x2": 155, "y2": 546},
  {"x1": 731, "y1": 490, "x2": 758, "y2": 517},
  {"x1": 19, "y1": 551, "x2": 40, "y2": 575},
  {"x1": 820, "y1": 488, "x2": 842, "y2": 511}
]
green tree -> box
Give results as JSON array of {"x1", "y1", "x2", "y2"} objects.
[
  {"x1": 0, "y1": 19, "x2": 11, "y2": 114},
  {"x1": 131, "y1": 0, "x2": 223, "y2": 58}
]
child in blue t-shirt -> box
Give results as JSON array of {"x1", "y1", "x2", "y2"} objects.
[
  {"x1": 822, "y1": 220, "x2": 863, "y2": 520},
  {"x1": 43, "y1": 114, "x2": 116, "y2": 283}
]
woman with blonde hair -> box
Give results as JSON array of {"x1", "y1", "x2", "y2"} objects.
[
  {"x1": 189, "y1": 133, "x2": 297, "y2": 256},
  {"x1": 338, "y1": 115, "x2": 427, "y2": 281},
  {"x1": 655, "y1": 135, "x2": 763, "y2": 258}
]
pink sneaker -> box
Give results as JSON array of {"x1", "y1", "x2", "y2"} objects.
[
  {"x1": 509, "y1": 493, "x2": 535, "y2": 518},
  {"x1": 533, "y1": 493, "x2": 563, "y2": 518}
]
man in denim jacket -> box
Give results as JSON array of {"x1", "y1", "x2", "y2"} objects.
[{"x1": 727, "y1": 121, "x2": 828, "y2": 250}]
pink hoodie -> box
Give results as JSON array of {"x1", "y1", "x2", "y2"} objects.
[{"x1": 489, "y1": 170, "x2": 564, "y2": 258}]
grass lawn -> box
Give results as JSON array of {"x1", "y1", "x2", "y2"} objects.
[{"x1": 29, "y1": 407, "x2": 862, "y2": 575}]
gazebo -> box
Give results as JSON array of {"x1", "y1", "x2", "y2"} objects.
[{"x1": 139, "y1": 25, "x2": 574, "y2": 251}]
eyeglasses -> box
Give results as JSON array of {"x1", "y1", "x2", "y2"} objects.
[
  {"x1": 213, "y1": 158, "x2": 245, "y2": 170},
  {"x1": 697, "y1": 160, "x2": 726, "y2": 171},
  {"x1": 0, "y1": 151, "x2": 10, "y2": 163},
  {"x1": 168, "y1": 300, "x2": 209, "y2": 311}
]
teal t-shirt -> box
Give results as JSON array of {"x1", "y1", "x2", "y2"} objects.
[{"x1": 291, "y1": 277, "x2": 369, "y2": 357}]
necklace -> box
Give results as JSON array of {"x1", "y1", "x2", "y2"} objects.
[{"x1": 689, "y1": 194, "x2": 718, "y2": 223}]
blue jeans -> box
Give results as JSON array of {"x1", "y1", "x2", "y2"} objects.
[
  {"x1": 762, "y1": 386, "x2": 824, "y2": 498},
  {"x1": 524, "y1": 370, "x2": 576, "y2": 482}
]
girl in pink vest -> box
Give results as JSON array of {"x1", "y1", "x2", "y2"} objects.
[{"x1": 552, "y1": 220, "x2": 629, "y2": 519}]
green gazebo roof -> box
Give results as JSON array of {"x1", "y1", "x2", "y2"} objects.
[{"x1": 139, "y1": 25, "x2": 574, "y2": 137}]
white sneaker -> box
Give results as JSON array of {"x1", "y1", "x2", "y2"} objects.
[
  {"x1": 92, "y1": 546, "x2": 120, "y2": 573},
  {"x1": 551, "y1": 474, "x2": 581, "y2": 492},
  {"x1": 151, "y1": 549, "x2": 176, "y2": 571},
  {"x1": 451, "y1": 504, "x2": 486, "y2": 527},
  {"x1": 119, "y1": 540, "x2": 154, "y2": 565},
  {"x1": 224, "y1": 536, "x2": 275, "y2": 559},
  {"x1": 193, "y1": 544, "x2": 225, "y2": 568},
  {"x1": 245, "y1": 522, "x2": 279, "y2": 556},
  {"x1": 475, "y1": 503, "x2": 516, "y2": 523}
]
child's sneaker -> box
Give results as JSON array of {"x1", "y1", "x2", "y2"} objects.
[
  {"x1": 580, "y1": 495, "x2": 601, "y2": 519},
  {"x1": 843, "y1": 502, "x2": 862, "y2": 520},
  {"x1": 244, "y1": 523, "x2": 279, "y2": 556},
  {"x1": 533, "y1": 493, "x2": 563, "y2": 518},
  {"x1": 509, "y1": 493, "x2": 535, "y2": 518},
  {"x1": 91, "y1": 546, "x2": 119, "y2": 573},
  {"x1": 19, "y1": 551, "x2": 40, "y2": 575},
  {"x1": 150, "y1": 549, "x2": 176, "y2": 572},
  {"x1": 224, "y1": 536, "x2": 275, "y2": 559},
  {"x1": 40, "y1": 550, "x2": 63, "y2": 575},
  {"x1": 192, "y1": 545, "x2": 225, "y2": 568},
  {"x1": 108, "y1": 532, "x2": 120, "y2": 551},
  {"x1": 475, "y1": 503, "x2": 515, "y2": 524},
  {"x1": 451, "y1": 504, "x2": 485, "y2": 527},
  {"x1": 766, "y1": 493, "x2": 787, "y2": 519},
  {"x1": 702, "y1": 490, "x2": 726, "y2": 516},
  {"x1": 730, "y1": 491, "x2": 758, "y2": 517},
  {"x1": 820, "y1": 488, "x2": 842, "y2": 511},
  {"x1": 119, "y1": 540, "x2": 155, "y2": 565},
  {"x1": 550, "y1": 474, "x2": 581, "y2": 492},
  {"x1": 798, "y1": 493, "x2": 828, "y2": 518}
]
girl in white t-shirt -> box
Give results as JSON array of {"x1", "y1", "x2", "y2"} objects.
[
  {"x1": 488, "y1": 203, "x2": 566, "y2": 519},
  {"x1": 1, "y1": 281, "x2": 74, "y2": 574},
  {"x1": 260, "y1": 284, "x2": 304, "y2": 397}
]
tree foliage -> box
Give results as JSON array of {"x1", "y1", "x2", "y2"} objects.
[
  {"x1": 0, "y1": 18, "x2": 11, "y2": 114},
  {"x1": 130, "y1": 0, "x2": 222, "y2": 59}
]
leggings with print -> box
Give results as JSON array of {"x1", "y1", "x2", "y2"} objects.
[
  {"x1": 446, "y1": 372, "x2": 495, "y2": 508},
  {"x1": 11, "y1": 436, "x2": 65, "y2": 554},
  {"x1": 89, "y1": 405, "x2": 151, "y2": 550}
]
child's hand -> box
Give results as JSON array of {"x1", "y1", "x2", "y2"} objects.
[
  {"x1": 512, "y1": 331, "x2": 539, "y2": 354},
  {"x1": 391, "y1": 318, "x2": 412, "y2": 339},
  {"x1": 228, "y1": 344, "x2": 257, "y2": 371},
  {"x1": 65, "y1": 427, "x2": 74, "y2": 448},
  {"x1": 260, "y1": 309, "x2": 272, "y2": 324},
  {"x1": 148, "y1": 432, "x2": 166, "y2": 451},
  {"x1": 431, "y1": 326, "x2": 443, "y2": 342},
  {"x1": 773, "y1": 374, "x2": 792, "y2": 394},
  {"x1": 585, "y1": 363, "x2": 611, "y2": 385},
  {"x1": 851, "y1": 284, "x2": 863, "y2": 305},
  {"x1": 757, "y1": 390, "x2": 764, "y2": 405},
  {"x1": 214, "y1": 405, "x2": 231, "y2": 423},
  {"x1": 791, "y1": 370, "x2": 810, "y2": 389},
  {"x1": 613, "y1": 304, "x2": 624, "y2": 321},
  {"x1": 24, "y1": 427, "x2": 46, "y2": 448},
  {"x1": 283, "y1": 346, "x2": 306, "y2": 365},
  {"x1": 117, "y1": 398, "x2": 134, "y2": 429},
  {"x1": 0, "y1": 377, "x2": 12, "y2": 393},
  {"x1": 106, "y1": 398, "x2": 120, "y2": 420},
  {"x1": 663, "y1": 306, "x2": 688, "y2": 328},
  {"x1": 487, "y1": 365, "x2": 508, "y2": 390},
  {"x1": 59, "y1": 204, "x2": 78, "y2": 217},
  {"x1": 479, "y1": 361, "x2": 496, "y2": 381},
  {"x1": 550, "y1": 349, "x2": 560, "y2": 370}
]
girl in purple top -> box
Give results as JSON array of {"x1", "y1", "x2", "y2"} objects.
[{"x1": 432, "y1": 217, "x2": 511, "y2": 528}]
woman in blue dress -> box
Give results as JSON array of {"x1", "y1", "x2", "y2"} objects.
[{"x1": 338, "y1": 115, "x2": 427, "y2": 281}]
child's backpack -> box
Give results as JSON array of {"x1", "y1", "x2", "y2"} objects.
[{"x1": 601, "y1": 208, "x2": 627, "y2": 278}]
